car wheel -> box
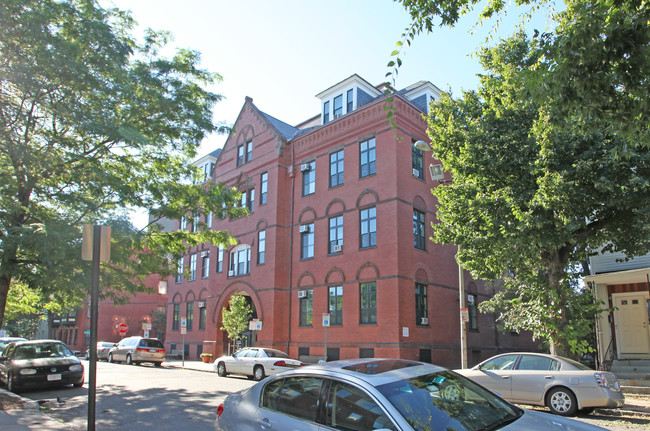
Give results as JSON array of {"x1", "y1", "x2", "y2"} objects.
[
  {"x1": 253, "y1": 365, "x2": 265, "y2": 381},
  {"x1": 125, "y1": 354, "x2": 133, "y2": 365},
  {"x1": 217, "y1": 362, "x2": 227, "y2": 377},
  {"x1": 547, "y1": 387, "x2": 578, "y2": 416},
  {"x1": 73, "y1": 378, "x2": 84, "y2": 388},
  {"x1": 441, "y1": 382, "x2": 463, "y2": 401},
  {"x1": 154, "y1": 362, "x2": 162, "y2": 368},
  {"x1": 7, "y1": 372, "x2": 17, "y2": 393},
  {"x1": 108, "y1": 353, "x2": 114, "y2": 363}
]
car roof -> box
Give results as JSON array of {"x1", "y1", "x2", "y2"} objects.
[
  {"x1": 290, "y1": 358, "x2": 447, "y2": 386},
  {"x1": 10, "y1": 339, "x2": 66, "y2": 346}
]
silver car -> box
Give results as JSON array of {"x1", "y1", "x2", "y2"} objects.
[
  {"x1": 214, "y1": 347, "x2": 303, "y2": 381},
  {"x1": 455, "y1": 352, "x2": 624, "y2": 416},
  {"x1": 107, "y1": 336, "x2": 165, "y2": 366},
  {"x1": 215, "y1": 358, "x2": 606, "y2": 430}
]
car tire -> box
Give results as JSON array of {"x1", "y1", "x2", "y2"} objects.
[
  {"x1": 253, "y1": 365, "x2": 265, "y2": 381},
  {"x1": 154, "y1": 362, "x2": 162, "y2": 367},
  {"x1": 546, "y1": 387, "x2": 578, "y2": 416},
  {"x1": 7, "y1": 372, "x2": 18, "y2": 393},
  {"x1": 73, "y1": 378, "x2": 84, "y2": 388},
  {"x1": 217, "y1": 362, "x2": 227, "y2": 377},
  {"x1": 108, "y1": 353, "x2": 114, "y2": 363},
  {"x1": 126, "y1": 354, "x2": 133, "y2": 365}
]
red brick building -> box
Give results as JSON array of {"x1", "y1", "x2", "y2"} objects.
[{"x1": 166, "y1": 75, "x2": 537, "y2": 367}]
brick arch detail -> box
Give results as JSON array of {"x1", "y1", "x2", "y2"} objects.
[
  {"x1": 172, "y1": 293, "x2": 182, "y2": 304},
  {"x1": 210, "y1": 281, "x2": 261, "y2": 327},
  {"x1": 237, "y1": 124, "x2": 255, "y2": 146},
  {"x1": 185, "y1": 290, "x2": 196, "y2": 302},
  {"x1": 326, "y1": 199, "x2": 345, "y2": 216},
  {"x1": 356, "y1": 189, "x2": 379, "y2": 208},
  {"x1": 356, "y1": 262, "x2": 379, "y2": 281},
  {"x1": 198, "y1": 288, "x2": 209, "y2": 300},
  {"x1": 297, "y1": 272, "x2": 316, "y2": 288},
  {"x1": 298, "y1": 207, "x2": 317, "y2": 224},
  {"x1": 256, "y1": 219, "x2": 268, "y2": 230},
  {"x1": 324, "y1": 267, "x2": 345, "y2": 285},
  {"x1": 413, "y1": 195, "x2": 427, "y2": 211}
]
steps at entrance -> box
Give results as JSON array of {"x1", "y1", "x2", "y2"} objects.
[{"x1": 610, "y1": 360, "x2": 650, "y2": 395}]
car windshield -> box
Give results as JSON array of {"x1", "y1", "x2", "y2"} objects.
[
  {"x1": 376, "y1": 370, "x2": 523, "y2": 431},
  {"x1": 139, "y1": 339, "x2": 164, "y2": 348},
  {"x1": 14, "y1": 343, "x2": 72, "y2": 359}
]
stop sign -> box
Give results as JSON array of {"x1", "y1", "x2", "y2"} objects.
[{"x1": 117, "y1": 323, "x2": 128, "y2": 336}]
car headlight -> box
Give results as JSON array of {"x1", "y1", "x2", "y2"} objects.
[
  {"x1": 19, "y1": 368, "x2": 37, "y2": 375},
  {"x1": 69, "y1": 364, "x2": 83, "y2": 372}
]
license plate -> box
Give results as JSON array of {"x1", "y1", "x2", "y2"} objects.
[{"x1": 47, "y1": 374, "x2": 62, "y2": 381}]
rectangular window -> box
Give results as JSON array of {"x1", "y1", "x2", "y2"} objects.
[
  {"x1": 468, "y1": 294, "x2": 478, "y2": 330},
  {"x1": 359, "y1": 137, "x2": 376, "y2": 177},
  {"x1": 360, "y1": 207, "x2": 377, "y2": 249},
  {"x1": 206, "y1": 212, "x2": 213, "y2": 228},
  {"x1": 300, "y1": 223, "x2": 314, "y2": 259},
  {"x1": 176, "y1": 257, "x2": 183, "y2": 283},
  {"x1": 412, "y1": 141, "x2": 424, "y2": 179},
  {"x1": 258, "y1": 230, "x2": 266, "y2": 265},
  {"x1": 415, "y1": 283, "x2": 428, "y2": 325},
  {"x1": 323, "y1": 101, "x2": 330, "y2": 124},
  {"x1": 186, "y1": 302, "x2": 194, "y2": 331},
  {"x1": 237, "y1": 145, "x2": 244, "y2": 166},
  {"x1": 346, "y1": 89, "x2": 353, "y2": 113},
  {"x1": 172, "y1": 303, "x2": 180, "y2": 330},
  {"x1": 189, "y1": 254, "x2": 197, "y2": 281},
  {"x1": 333, "y1": 94, "x2": 343, "y2": 118},
  {"x1": 328, "y1": 286, "x2": 343, "y2": 325},
  {"x1": 180, "y1": 216, "x2": 187, "y2": 231},
  {"x1": 245, "y1": 140, "x2": 252, "y2": 163},
  {"x1": 192, "y1": 213, "x2": 199, "y2": 232},
  {"x1": 299, "y1": 289, "x2": 313, "y2": 326},
  {"x1": 329, "y1": 149, "x2": 344, "y2": 188},
  {"x1": 260, "y1": 172, "x2": 268, "y2": 205},
  {"x1": 217, "y1": 247, "x2": 224, "y2": 273},
  {"x1": 199, "y1": 305, "x2": 206, "y2": 330},
  {"x1": 302, "y1": 161, "x2": 315, "y2": 196},
  {"x1": 413, "y1": 209, "x2": 426, "y2": 250},
  {"x1": 248, "y1": 189, "x2": 255, "y2": 212},
  {"x1": 201, "y1": 253, "x2": 210, "y2": 278},
  {"x1": 328, "y1": 215, "x2": 343, "y2": 254},
  {"x1": 360, "y1": 282, "x2": 377, "y2": 324},
  {"x1": 230, "y1": 245, "x2": 251, "y2": 276}
]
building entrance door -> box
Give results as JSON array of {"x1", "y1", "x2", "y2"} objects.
[{"x1": 613, "y1": 292, "x2": 650, "y2": 357}]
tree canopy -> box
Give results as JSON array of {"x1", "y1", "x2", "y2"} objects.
[
  {"x1": 221, "y1": 294, "x2": 253, "y2": 344},
  {"x1": 426, "y1": 33, "x2": 650, "y2": 356},
  {"x1": 0, "y1": 0, "x2": 243, "y2": 329}
]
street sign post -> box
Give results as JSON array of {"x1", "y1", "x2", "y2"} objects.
[
  {"x1": 322, "y1": 313, "x2": 330, "y2": 362},
  {"x1": 180, "y1": 318, "x2": 187, "y2": 367},
  {"x1": 118, "y1": 323, "x2": 128, "y2": 336}
]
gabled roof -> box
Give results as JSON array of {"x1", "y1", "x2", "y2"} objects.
[{"x1": 260, "y1": 111, "x2": 300, "y2": 141}]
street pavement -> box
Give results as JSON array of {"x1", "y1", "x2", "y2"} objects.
[{"x1": 1, "y1": 359, "x2": 649, "y2": 430}]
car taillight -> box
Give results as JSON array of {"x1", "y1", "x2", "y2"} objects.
[
  {"x1": 594, "y1": 373, "x2": 609, "y2": 388},
  {"x1": 135, "y1": 348, "x2": 148, "y2": 353},
  {"x1": 273, "y1": 360, "x2": 286, "y2": 366},
  {"x1": 216, "y1": 404, "x2": 224, "y2": 419},
  {"x1": 157, "y1": 349, "x2": 165, "y2": 353}
]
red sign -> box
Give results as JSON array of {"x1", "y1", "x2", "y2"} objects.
[{"x1": 117, "y1": 323, "x2": 128, "y2": 336}]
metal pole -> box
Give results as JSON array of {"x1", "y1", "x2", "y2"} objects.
[
  {"x1": 324, "y1": 326, "x2": 328, "y2": 362},
  {"x1": 458, "y1": 245, "x2": 467, "y2": 369},
  {"x1": 88, "y1": 225, "x2": 101, "y2": 431}
]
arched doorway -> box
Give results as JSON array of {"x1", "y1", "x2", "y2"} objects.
[{"x1": 219, "y1": 291, "x2": 258, "y2": 356}]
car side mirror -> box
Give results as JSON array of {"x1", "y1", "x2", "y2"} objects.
[{"x1": 113, "y1": 344, "x2": 118, "y2": 347}]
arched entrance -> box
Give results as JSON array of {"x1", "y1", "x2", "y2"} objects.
[{"x1": 219, "y1": 291, "x2": 258, "y2": 356}]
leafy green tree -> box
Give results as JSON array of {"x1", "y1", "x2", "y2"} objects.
[
  {"x1": 425, "y1": 33, "x2": 650, "y2": 356},
  {"x1": 1, "y1": 280, "x2": 46, "y2": 338},
  {"x1": 221, "y1": 294, "x2": 252, "y2": 346},
  {"x1": 149, "y1": 307, "x2": 167, "y2": 341},
  {"x1": 0, "y1": 0, "x2": 244, "y2": 328}
]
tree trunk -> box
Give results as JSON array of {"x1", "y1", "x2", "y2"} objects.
[
  {"x1": 0, "y1": 275, "x2": 10, "y2": 329},
  {"x1": 544, "y1": 246, "x2": 574, "y2": 359}
]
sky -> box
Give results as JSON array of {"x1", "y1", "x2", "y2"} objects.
[{"x1": 106, "y1": 0, "x2": 554, "y2": 157}]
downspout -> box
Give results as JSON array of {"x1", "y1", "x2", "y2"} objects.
[{"x1": 286, "y1": 141, "x2": 295, "y2": 354}]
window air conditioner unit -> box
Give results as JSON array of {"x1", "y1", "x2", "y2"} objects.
[
  {"x1": 197, "y1": 301, "x2": 206, "y2": 308},
  {"x1": 333, "y1": 244, "x2": 343, "y2": 253},
  {"x1": 299, "y1": 224, "x2": 310, "y2": 234},
  {"x1": 297, "y1": 290, "x2": 308, "y2": 299},
  {"x1": 300, "y1": 163, "x2": 311, "y2": 172},
  {"x1": 421, "y1": 317, "x2": 429, "y2": 325},
  {"x1": 200, "y1": 251, "x2": 209, "y2": 257},
  {"x1": 412, "y1": 168, "x2": 420, "y2": 177},
  {"x1": 334, "y1": 113, "x2": 342, "y2": 119},
  {"x1": 228, "y1": 270, "x2": 235, "y2": 277}
]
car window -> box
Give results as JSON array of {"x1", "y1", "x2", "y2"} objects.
[
  {"x1": 262, "y1": 376, "x2": 323, "y2": 423},
  {"x1": 517, "y1": 355, "x2": 558, "y2": 371},
  {"x1": 140, "y1": 339, "x2": 164, "y2": 348},
  {"x1": 264, "y1": 349, "x2": 289, "y2": 359},
  {"x1": 234, "y1": 349, "x2": 248, "y2": 358},
  {"x1": 325, "y1": 380, "x2": 395, "y2": 431},
  {"x1": 246, "y1": 349, "x2": 259, "y2": 358},
  {"x1": 480, "y1": 354, "x2": 518, "y2": 370}
]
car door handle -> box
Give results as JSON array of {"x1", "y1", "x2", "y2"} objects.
[
  {"x1": 501, "y1": 376, "x2": 509, "y2": 379},
  {"x1": 544, "y1": 375, "x2": 553, "y2": 379},
  {"x1": 255, "y1": 418, "x2": 272, "y2": 429}
]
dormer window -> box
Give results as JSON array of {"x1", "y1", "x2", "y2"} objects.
[
  {"x1": 317, "y1": 74, "x2": 382, "y2": 126},
  {"x1": 323, "y1": 101, "x2": 330, "y2": 124},
  {"x1": 333, "y1": 95, "x2": 343, "y2": 118}
]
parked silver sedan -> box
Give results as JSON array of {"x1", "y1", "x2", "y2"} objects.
[
  {"x1": 455, "y1": 352, "x2": 624, "y2": 416},
  {"x1": 214, "y1": 347, "x2": 303, "y2": 381},
  {"x1": 215, "y1": 358, "x2": 607, "y2": 430}
]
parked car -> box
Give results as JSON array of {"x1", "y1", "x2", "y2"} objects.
[
  {"x1": 0, "y1": 339, "x2": 84, "y2": 392},
  {"x1": 0, "y1": 337, "x2": 27, "y2": 354},
  {"x1": 84, "y1": 341, "x2": 115, "y2": 361},
  {"x1": 455, "y1": 352, "x2": 624, "y2": 416},
  {"x1": 215, "y1": 358, "x2": 607, "y2": 430},
  {"x1": 214, "y1": 347, "x2": 303, "y2": 381},
  {"x1": 107, "y1": 336, "x2": 165, "y2": 366}
]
